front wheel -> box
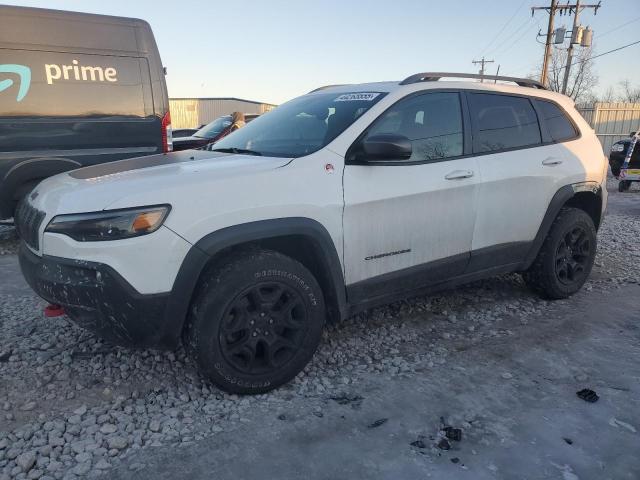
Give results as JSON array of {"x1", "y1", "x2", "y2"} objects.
[
  {"x1": 523, "y1": 207, "x2": 597, "y2": 299},
  {"x1": 184, "y1": 249, "x2": 326, "y2": 394}
]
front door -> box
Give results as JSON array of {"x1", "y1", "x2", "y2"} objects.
[{"x1": 342, "y1": 91, "x2": 479, "y2": 301}]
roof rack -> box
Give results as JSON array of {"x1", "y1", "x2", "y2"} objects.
[
  {"x1": 308, "y1": 84, "x2": 349, "y2": 94},
  {"x1": 399, "y1": 72, "x2": 546, "y2": 89}
]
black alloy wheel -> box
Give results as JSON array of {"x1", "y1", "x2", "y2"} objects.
[
  {"x1": 554, "y1": 226, "x2": 591, "y2": 286},
  {"x1": 219, "y1": 282, "x2": 309, "y2": 375},
  {"x1": 185, "y1": 249, "x2": 325, "y2": 394},
  {"x1": 523, "y1": 207, "x2": 597, "y2": 299}
]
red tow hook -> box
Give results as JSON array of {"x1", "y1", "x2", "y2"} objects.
[{"x1": 44, "y1": 304, "x2": 65, "y2": 317}]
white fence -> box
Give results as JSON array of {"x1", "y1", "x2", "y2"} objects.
[{"x1": 576, "y1": 102, "x2": 640, "y2": 152}]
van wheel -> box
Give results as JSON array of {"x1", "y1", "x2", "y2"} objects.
[
  {"x1": 523, "y1": 207, "x2": 596, "y2": 299},
  {"x1": 184, "y1": 249, "x2": 325, "y2": 394}
]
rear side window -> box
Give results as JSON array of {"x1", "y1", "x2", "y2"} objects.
[
  {"x1": 365, "y1": 92, "x2": 464, "y2": 161},
  {"x1": 468, "y1": 93, "x2": 541, "y2": 153},
  {"x1": 534, "y1": 99, "x2": 578, "y2": 142}
]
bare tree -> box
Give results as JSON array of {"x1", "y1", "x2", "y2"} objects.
[
  {"x1": 618, "y1": 79, "x2": 640, "y2": 103},
  {"x1": 581, "y1": 85, "x2": 616, "y2": 105},
  {"x1": 543, "y1": 46, "x2": 598, "y2": 103}
]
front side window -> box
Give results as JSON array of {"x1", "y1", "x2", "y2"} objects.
[
  {"x1": 359, "y1": 92, "x2": 464, "y2": 162},
  {"x1": 469, "y1": 93, "x2": 541, "y2": 153},
  {"x1": 534, "y1": 99, "x2": 578, "y2": 142},
  {"x1": 211, "y1": 92, "x2": 386, "y2": 157}
]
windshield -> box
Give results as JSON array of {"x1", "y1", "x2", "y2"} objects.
[
  {"x1": 195, "y1": 116, "x2": 232, "y2": 138},
  {"x1": 211, "y1": 92, "x2": 386, "y2": 157}
]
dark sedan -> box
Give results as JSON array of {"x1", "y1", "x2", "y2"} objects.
[
  {"x1": 172, "y1": 128, "x2": 200, "y2": 138},
  {"x1": 609, "y1": 133, "x2": 639, "y2": 177},
  {"x1": 173, "y1": 114, "x2": 259, "y2": 151}
]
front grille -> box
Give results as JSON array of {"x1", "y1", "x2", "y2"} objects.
[{"x1": 15, "y1": 200, "x2": 46, "y2": 251}]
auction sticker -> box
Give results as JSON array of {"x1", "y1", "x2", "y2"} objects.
[{"x1": 334, "y1": 92, "x2": 380, "y2": 102}]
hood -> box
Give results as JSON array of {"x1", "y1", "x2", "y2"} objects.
[{"x1": 29, "y1": 150, "x2": 292, "y2": 217}]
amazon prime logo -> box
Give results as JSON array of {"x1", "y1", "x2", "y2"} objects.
[{"x1": 0, "y1": 64, "x2": 31, "y2": 102}]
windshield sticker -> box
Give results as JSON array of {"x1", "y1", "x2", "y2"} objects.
[{"x1": 334, "y1": 92, "x2": 380, "y2": 102}]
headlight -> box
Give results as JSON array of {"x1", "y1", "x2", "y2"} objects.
[
  {"x1": 611, "y1": 143, "x2": 625, "y2": 152},
  {"x1": 46, "y1": 205, "x2": 171, "y2": 242}
]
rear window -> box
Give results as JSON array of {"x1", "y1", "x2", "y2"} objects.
[
  {"x1": 0, "y1": 49, "x2": 150, "y2": 118},
  {"x1": 468, "y1": 93, "x2": 541, "y2": 153},
  {"x1": 534, "y1": 99, "x2": 578, "y2": 142}
]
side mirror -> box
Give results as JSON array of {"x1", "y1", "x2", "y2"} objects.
[{"x1": 361, "y1": 134, "x2": 412, "y2": 161}]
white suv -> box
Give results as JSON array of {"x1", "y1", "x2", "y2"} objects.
[{"x1": 17, "y1": 72, "x2": 607, "y2": 394}]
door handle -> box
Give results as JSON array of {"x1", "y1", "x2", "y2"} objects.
[
  {"x1": 445, "y1": 170, "x2": 474, "y2": 180},
  {"x1": 542, "y1": 157, "x2": 563, "y2": 166}
]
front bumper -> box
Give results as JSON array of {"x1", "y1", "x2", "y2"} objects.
[{"x1": 19, "y1": 244, "x2": 179, "y2": 349}]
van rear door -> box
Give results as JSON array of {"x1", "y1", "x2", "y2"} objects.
[{"x1": 0, "y1": 49, "x2": 161, "y2": 162}]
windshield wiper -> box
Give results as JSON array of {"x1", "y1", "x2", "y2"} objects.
[{"x1": 210, "y1": 147, "x2": 262, "y2": 156}]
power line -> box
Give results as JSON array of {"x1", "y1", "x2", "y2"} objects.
[
  {"x1": 477, "y1": 0, "x2": 529, "y2": 57},
  {"x1": 531, "y1": 1, "x2": 601, "y2": 90},
  {"x1": 504, "y1": 16, "x2": 640, "y2": 79},
  {"x1": 594, "y1": 16, "x2": 640, "y2": 40},
  {"x1": 495, "y1": 16, "x2": 542, "y2": 58},
  {"x1": 504, "y1": 38, "x2": 640, "y2": 78},
  {"x1": 485, "y1": 16, "x2": 536, "y2": 58},
  {"x1": 550, "y1": 39, "x2": 640, "y2": 74}
]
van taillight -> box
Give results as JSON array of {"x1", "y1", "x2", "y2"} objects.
[{"x1": 161, "y1": 111, "x2": 173, "y2": 153}]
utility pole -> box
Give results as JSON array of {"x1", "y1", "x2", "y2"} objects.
[
  {"x1": 532, "y1": 1, "x2": 601, "y2": 92},
  {"x1": 561, "y1": 0, "x2": 582, "y2": 94},
  {"x1": 532, "y1": 0, "x2": 558, "y2": 87},
  {"x1": 472, "y1": 57, "x2": 494, "y2": 82}
]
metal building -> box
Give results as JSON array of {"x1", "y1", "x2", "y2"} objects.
[{"x1": 169, "y1": 97, "x2": 276, "y2": 129}]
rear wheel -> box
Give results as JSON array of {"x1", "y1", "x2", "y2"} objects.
[
  {"x1": 184, "y1": 249, "x2": 325, "y2": 394},
  {"x1": 523, "y1": 207, "x2": 596, "y2": 299},
  {"x1": 618, "y1": 180, "x2": 632, "y2": 192},
  {"x1": 610, "y1": 161, "x2": 621, "y2": 177}
]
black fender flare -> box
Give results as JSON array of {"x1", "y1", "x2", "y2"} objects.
[
  {"x1": 162, "y1": 217, "x2": 347, "y2": 343},
  {"x1": 522, "y1": 182, "x2": 602, "y2": 269}
]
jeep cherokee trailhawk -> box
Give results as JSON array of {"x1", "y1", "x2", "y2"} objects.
[{"x1": 17, "y1": 72, "x2": 608, "y2": 394}]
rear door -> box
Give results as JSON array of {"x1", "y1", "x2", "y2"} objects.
[
  {"x1": 466, "y1": 92, "x2": 567, "y2": 269},
  {"x1": 343, "y1": 91, "x2": 480, "y2": 300}
]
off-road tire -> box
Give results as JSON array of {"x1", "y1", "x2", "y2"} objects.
[
  {"x1": 523, "y1": 207, "x2": 596, "y2": 299},
  {"x1": 618, "y1": 180, "x2": 632, "y2": 192},
  {"x1": 610, "y1": 162, "x2": 621, "y2": 178},
  {"x1": 184, "y1": 249, "x2": 325, "y2": 394}
]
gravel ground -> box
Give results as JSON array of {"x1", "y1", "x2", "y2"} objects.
[
  {"x1": 1, "y1": 184, "x2": 639, "y2": 479},
  {"x1": 0, "y1": 225, "x2": 17, "y2": 256}
]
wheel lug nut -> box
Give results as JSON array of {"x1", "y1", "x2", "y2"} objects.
[
  {"x1": 269, "y1": 319, "x2": 273, "y2": 324},
  {"x1": 250, "y1": 320, "x2": 254, "y2": 325},
  {"x1": 260, "y1": 312, "x2": 266, "y2": 317},
  {"x1": 252, "y1": 332, "x2": 257, "y2": 337}
]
